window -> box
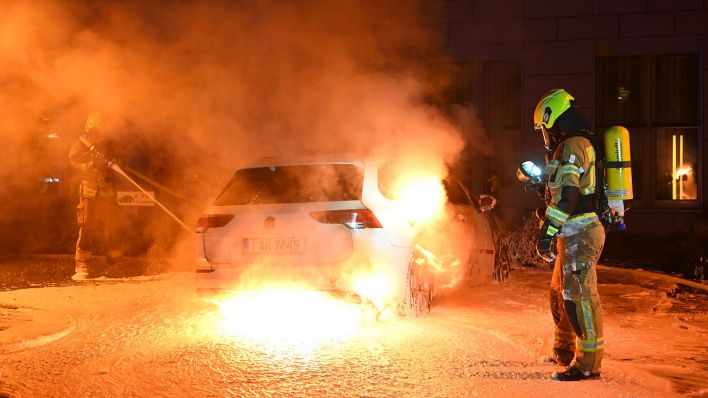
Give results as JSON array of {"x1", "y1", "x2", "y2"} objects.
[
  {"x1": 425, "y1": 62, "x2": 480, "y2": 109},
  {"x1": 426, "y1": 60, "x2": 521, "y2": 195},
  {"x1": 655, "y1": 129, "x2": 699, "y2": 201},
  {"x1": 428, "y1": 60, "x2": 521, "y2": 127},
  {"x1": 596, "y1": 56, "x2": 648, "y2": 127},
  {"x1": 596, "y1": 54, "x2": 701, "y2": 207},
  {"x1": 654, "y1": 55, "x2": 700, "y2": 126},
  {"x1": 215, "y1": 164, "x2": 363, "y2": 205},
  {"x1": 377, "y1": 162, "x2": 397, "y2": 200},
  {"x1": 628, "y1": 129, "x2": 644, "y2": 201}
]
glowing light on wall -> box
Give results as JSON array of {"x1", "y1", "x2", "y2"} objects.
[{"x1": 672, "y1": 134, "x2": 694, "y2": 200}]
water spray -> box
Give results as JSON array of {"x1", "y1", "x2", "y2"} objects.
[{"x1": 78, "y1": 136, "x2": 193, "y2": 234}]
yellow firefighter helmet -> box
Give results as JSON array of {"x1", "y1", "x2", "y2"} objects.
[
  {"x1": 533, "y1": 89, "x2": 574, "y2": 130},
  {"x1": 85, "y1": 112, "x2": 102, "y2": 134}
]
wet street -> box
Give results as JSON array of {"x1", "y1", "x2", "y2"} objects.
[{"x1": 0, "y1": 268, "x2": 705, "y2": 397}]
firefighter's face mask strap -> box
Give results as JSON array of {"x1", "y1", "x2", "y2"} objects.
[{"x1": 541, "y1": 125, "x2": 551, "y2": 150}]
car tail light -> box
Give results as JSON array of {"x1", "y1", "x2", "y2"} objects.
[
  {"x1": 196, "y1": 214, "x2": 235, "y2": 232},
  {"x1": 308, "y1": 209, "x2": 382, "y2": 229}
]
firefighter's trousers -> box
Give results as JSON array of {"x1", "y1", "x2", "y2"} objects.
[
  {"x1": 550, "y1": 220, "x2": 605, "y2": 374},
  {"x1": 75, "y1": 188, "x2": 116, "y2": 273}
]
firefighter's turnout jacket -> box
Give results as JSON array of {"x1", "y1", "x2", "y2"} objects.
[
  {"x1": 543, "y1": 134, "x2": 605, "y2": 375},
  {"x1": 68, "y1": 138, "x2": 115, "y2": 200},
  {"x1": 68, "y1": 136, "x2": 116, "y2": 272}
]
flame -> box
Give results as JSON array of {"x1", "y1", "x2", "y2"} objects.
[
  {"x1": 210, "y1": 272, "x2": 398, "y2": 349},
  {"x1": 382, "y1": 165, "x2": 468, "y2": 293},
  {"x1": 391, "y1": 174, "x2": 447, "y2": 224},
  {"x1": 674, "y1": 166, "x2": 692, "y2": 180},
  {"x1": 350, "y1": 272, "x2": 396, "y2": 317},
  {"x1": 415, "y1": 244, "x2": 461, "y2": 273},
  {"x1": 674, "y1": 165, "x2": 696, "y2": 200},
  {"x1": 211, "y1": 287, "x2": 368, "y2": 346},
  {"x1": 412, "y1": 242, "x2": 466, "y2": 290}
]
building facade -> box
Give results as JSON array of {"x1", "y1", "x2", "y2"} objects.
[{"x1": 430, "y1": 0, "x2": 707, "y2": 234}]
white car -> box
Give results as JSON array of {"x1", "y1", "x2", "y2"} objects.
[{"x1": 196, "y1": 156, "x2": 496, "y2": 314}]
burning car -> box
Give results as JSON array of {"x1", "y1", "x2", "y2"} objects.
[{"x1": 195, "y1": 156, "x2": 496, "y2": 315}]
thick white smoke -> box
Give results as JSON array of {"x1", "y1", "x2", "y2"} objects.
[{"x1": 0, "y1": 0, "x2": 488, "y2": 264}]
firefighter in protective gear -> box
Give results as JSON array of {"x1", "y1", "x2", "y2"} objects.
[
  {"x1": 534, "y1": 89, "x2": 605, "y2": 381},
  {"x1": 68, "y1": 113, "x2": 118, "y2": 280}
]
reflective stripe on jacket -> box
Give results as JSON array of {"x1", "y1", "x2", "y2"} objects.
[{"x1": 543, "y1": 136, "x2": 596, "y2": 230}]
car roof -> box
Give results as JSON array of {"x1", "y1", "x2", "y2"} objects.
[{"x1": 243, "y1": 154, "x2": 381, "y2": 169}]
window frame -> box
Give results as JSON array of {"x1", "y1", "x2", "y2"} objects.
[
  {"x1": 426, "y1": 60, "x2": 522, "y2": 196},
  {"x1": 595, "y1": 53, "x2": 703, "y2": 211}
]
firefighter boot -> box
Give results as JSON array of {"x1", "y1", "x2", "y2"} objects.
[
  {"x1": 72, "y1": 247, "x2": 92, "y2": 281},
  {"x1": 71, "y1": 263, "x2": 90, "y2": 281},
  {"x1": 538, "y1": 352, "x2": 572, "y2": 366},
  {"x1": 552, "y1": 366, "x2": 600, "y2": 381}
]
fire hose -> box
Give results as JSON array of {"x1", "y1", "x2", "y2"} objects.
[
  {"x1": 78, "y1": 136, "x2": 193, "y2": 234},
  {"x1": 122, "y1": 165, "x2": 194, "y2": 203}
]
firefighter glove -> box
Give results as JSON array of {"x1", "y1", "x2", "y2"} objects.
[{"x1": 536, "y1": 219, "x2": 560, "y2": 263}]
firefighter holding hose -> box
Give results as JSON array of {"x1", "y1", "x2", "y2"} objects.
[
  {"x1": 533, "y1": 89, "x2": 605, "y2": 381},
  {"x1": 68, "y1": 113, "x2": 120, "y2": 280}
]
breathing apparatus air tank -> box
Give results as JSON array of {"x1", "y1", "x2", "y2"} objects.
[
  {"x1": 602, "y1": 126, "x2": 632, "y2": 230},
  {"x1": 604, "y1": 126, "x2": 633, "y2": 202}
]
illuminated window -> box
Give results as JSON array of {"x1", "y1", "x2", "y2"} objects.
[{"x1": 656, "y1": 129, "x2": 698, "y2": 201}]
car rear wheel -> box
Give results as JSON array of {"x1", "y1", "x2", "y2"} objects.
[{"x1": 406, "y1": 258, "x2": 433, "y2": 317}]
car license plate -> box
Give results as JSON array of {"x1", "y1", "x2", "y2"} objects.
[{"x1": 242, "y1": 238, "x2": 305, "y2": 254}]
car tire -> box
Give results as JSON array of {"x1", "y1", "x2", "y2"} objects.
[{"x1": 406, "y1": 258, "x2": 433, "y2": 317}]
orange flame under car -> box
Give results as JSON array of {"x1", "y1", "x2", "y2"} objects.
[{"x1": 212, "y1": 287, "x2": 366, "y2": 345}]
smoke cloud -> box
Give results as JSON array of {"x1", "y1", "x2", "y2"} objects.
[{"x1": 0, "y1": 0, "x2": 487, "y2": 260}]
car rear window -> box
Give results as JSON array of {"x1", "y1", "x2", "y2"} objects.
[{"x1": 214, "y1": 164, "x2": 363, "y2": 205}]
